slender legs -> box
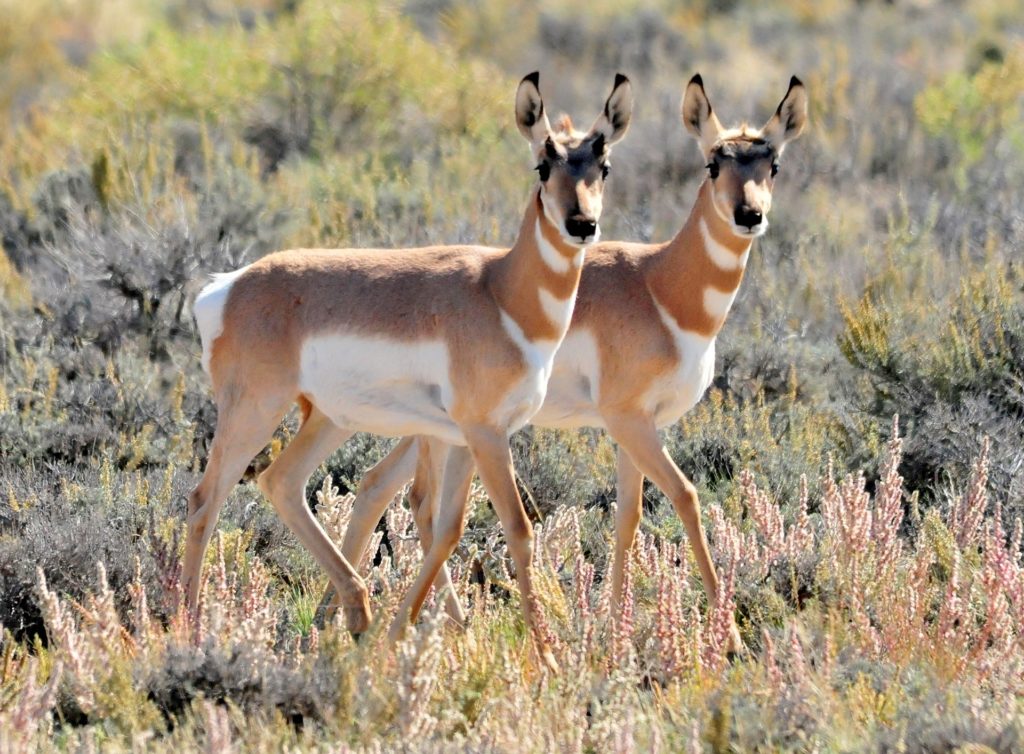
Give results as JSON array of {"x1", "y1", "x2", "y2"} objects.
[
  {"x1": 183, "y1": 393, "x2": 289, "y2": 611},
  {"x1": 387, "y1": 444, "x2": 475, "y2": 642},
  {"x1": 325, "y1": 436, "x2": 465, "y2": 624},
  {"x1": 463, "y1": 426, "x2": 558, "y2": 672},
  {"x1": 605, "y1": 413, "x2": 742, "y2": 653},
  {"x1": 407, "y1": 439, "x2": 466, "y2": 625},
  {"x1": 340, "y1": 436, "x2": 419, "y2": 570},
  {"x1": 256, "y1": 406, "x2": 372, "y2": 632},
  {"x1": 610, "y1": 445, "x2": 644, "y2": 610}
]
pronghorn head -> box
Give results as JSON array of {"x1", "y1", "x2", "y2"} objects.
[
  {"x1": 682, "y1": 74, "x2": 807, "y2": 239},
  {"x1": 516, "y1": 72, "x2": 632, "y2": 246}
]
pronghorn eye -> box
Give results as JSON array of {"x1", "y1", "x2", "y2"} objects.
[
  {"x1": 601, "y1": 163, "x2": 610, "y2": 179},
  {"x1": 707, "y1": 162, "x2": 720, "y2": 179},
  {"x1": 536, "y1": 162, "x2": 551, "y2": 182},
  {"x1": 771, "y1": 163, "x2": 780, "y2": 177}
]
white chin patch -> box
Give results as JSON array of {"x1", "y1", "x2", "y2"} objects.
[{"x1": 732, "y1": 221, "x2": 768, "y2": 238}]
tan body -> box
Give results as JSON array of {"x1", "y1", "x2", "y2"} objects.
[
  {"x1": 184, "y1": 73, "x2": 633, "y2": 671},
  {"x1": 332, "y1": 75, "x2": 808, "y2": 654},
  {"x1": 212, "y1": 199, "x2": 570, "y2": 446}
]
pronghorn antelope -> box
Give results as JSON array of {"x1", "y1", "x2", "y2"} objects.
[
  {"x1": 187, "y1": 72, "x2": 632, "y2": 671},
  {"x1": 330, "y1": 75, "x2": 808, "y2": 654}
]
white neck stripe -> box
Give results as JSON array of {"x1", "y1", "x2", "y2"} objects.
[
  {"x1": 535, "y1": 221, "x2": 571, "y2": 274},
  {"x1": 538, "y1": 287, "x2": 577, "y2": 336},
  {"x1": 700, "y1": 218, "x2": 748, "y2": 271}
]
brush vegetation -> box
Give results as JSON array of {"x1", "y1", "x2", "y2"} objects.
[{"x1": 1, "y1": 0, "x2": 1023, "y2": 750}]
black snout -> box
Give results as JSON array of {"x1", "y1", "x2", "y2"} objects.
[
  {"x1": 733, "y1": 205, "x2": 763, "y2": 230},
  {"x1": 565, "y1": 216, "x2": 597, "y2": 241}
]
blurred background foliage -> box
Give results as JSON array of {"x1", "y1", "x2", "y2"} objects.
[{"x1": 0, "y1": 0, "x2": 1022, "y2": 705}]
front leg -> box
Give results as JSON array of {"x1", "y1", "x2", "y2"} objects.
[
  {"x1": 463, "y1": 425, "x2": 559, "y2": 673},
  {"x1": 605, "y1": 412, "x2": 744, "y2": 656},
  {"x1": 610, "y1": 445, "x2": 645, "y2": 612}
]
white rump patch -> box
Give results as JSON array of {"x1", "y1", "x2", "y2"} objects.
[{"x1": 193, "y1": 265, "x2": 251, "y2": 374}]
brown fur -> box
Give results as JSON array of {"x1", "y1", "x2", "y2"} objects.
[
  {"x1": 333, "y1": 75, "x2": 808, "y2": 661},
  {"x1": 186, "y1": 73, "x2": 634, "y2": 674}
]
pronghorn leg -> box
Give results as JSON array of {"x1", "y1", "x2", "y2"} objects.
[
  {"x1": 318, "y1": 436, "x2": 420, "y2": 620},
  {"x1": 464, "y1": 427, "x2": 559, "y2": 673},
  {"x1": 610, "y1": 446, "x2": 645, "y2": 612},
  {"x1": 413, "y1": 438, "x2": 467, "y2": 626},
  {"x1": 184, "y1": 395, "x2": 289, "y2": 611},
  {"x1": 387, "y1": 444, "x2": 474, "y2": 643},
  {"x1": 605, "y1": 414, "x2": 743, "y2": 654},
  {"x1": 256, "y1": 406, "x2": 372, "y2": 634},
  {"x1": 341, "y1": 436, "x2": 420, "y2": 569}
]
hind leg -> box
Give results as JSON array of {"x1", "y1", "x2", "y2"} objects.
[
  {"x1": 388, "y1": 443, "x2": 475, "y2": 642},
  {"x1": 408, "y1": 438, "x2": 467, "y2": 626},
  {"x1": 319, "y1": 436, "x2": 420, "y2": 621},
  {"x1": 184, "y1": 391, "x2": 290, "y2": 611},
  {"x1": 257, "y1": 405, "x2": 372, "y2": 633}
]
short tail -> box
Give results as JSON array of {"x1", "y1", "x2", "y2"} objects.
[{"x1": 193, "y1": 266, "x2": 250, "y2": 375}]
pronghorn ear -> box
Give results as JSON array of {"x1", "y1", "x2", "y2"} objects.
[
  {"x1": 681, "y1": 73, "x2": 724, "y2": 156},
  {"x1": 589, "y1": 73, "x2": 632, "y2": 146},
  {"x1": 762, "y1": 76, "x2": 808, "y2": 152},
  {"x1": 515, "y1": 71, "x2": 552, "y2": 145}
]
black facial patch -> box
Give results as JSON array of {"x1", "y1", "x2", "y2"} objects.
[
  {"x1": 712, "y1": 139, "x2": 777, "y2": 165},
  {"x1": 545, "y1": 138, "x2": 562, "y2": 162},
  {"x1": 543, "y1": 136, "x2": 605, "y2": 180}
]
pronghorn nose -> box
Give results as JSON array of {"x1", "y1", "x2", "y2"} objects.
[
  {"x1": 565, "y1": 215, "x2": 597, "y2": 241},
  {"x1": 734, "y1": 205, "x2": 763, "y2": 229}
]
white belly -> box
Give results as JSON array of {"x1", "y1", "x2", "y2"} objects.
[
  {"x1": 532, "y1": 329, "x2": 605, "y2": 429},
  {"x1": 487, "y1": 309, "x2": 566, "y2": 434},
  {"x1": 646, "y1": 302, "x2": 717, "y2": 427},
  {"x1": 299, "y1": 334, "x2": 466, "y2": 445},
  {"x1": 644, "y1": 335, "x2": 715, "y2": 428},
  {"x1": 534, "y1": 321, "x2": 717, "y2": 431}
]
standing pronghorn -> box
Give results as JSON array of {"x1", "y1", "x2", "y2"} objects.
[
  {"x1": 187, "y1": 72, "x2": 633, "y2": 670},
  {"x1": 331, "y1": 75, "x2": 807, "y2": 654}
]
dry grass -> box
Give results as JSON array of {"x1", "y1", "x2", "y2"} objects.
[{"x1": 1, "y1": 0, "x2": 1023, "y2": 750}]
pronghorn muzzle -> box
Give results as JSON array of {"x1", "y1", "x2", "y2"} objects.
[
  {"x1": 733, "y1": 204, "x2": 764, "y2": 231},
  {"x1": 565, "y1": 214, "x2": 598, "y2": 243}
]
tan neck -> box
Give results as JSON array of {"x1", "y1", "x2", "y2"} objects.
[
  {"x1": 649, "y1": 180, "x2": 753, "y2": 337},
  {"x1": 491, "y1": 189, "x2": 585, "y2": 342}
]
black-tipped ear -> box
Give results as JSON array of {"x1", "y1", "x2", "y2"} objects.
[
  {"x1": 681, "y1": 73, "x2": 722, "y2": 155},
  {"x1": 516, "y1": 72, "x2": 551, "y2": 144},
  {"x1": 590, "y1": 73, "x2": 632, "y2": 146},
  {"x1": 763, "y1": 75, "x2": 808, "y2": 149}
]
